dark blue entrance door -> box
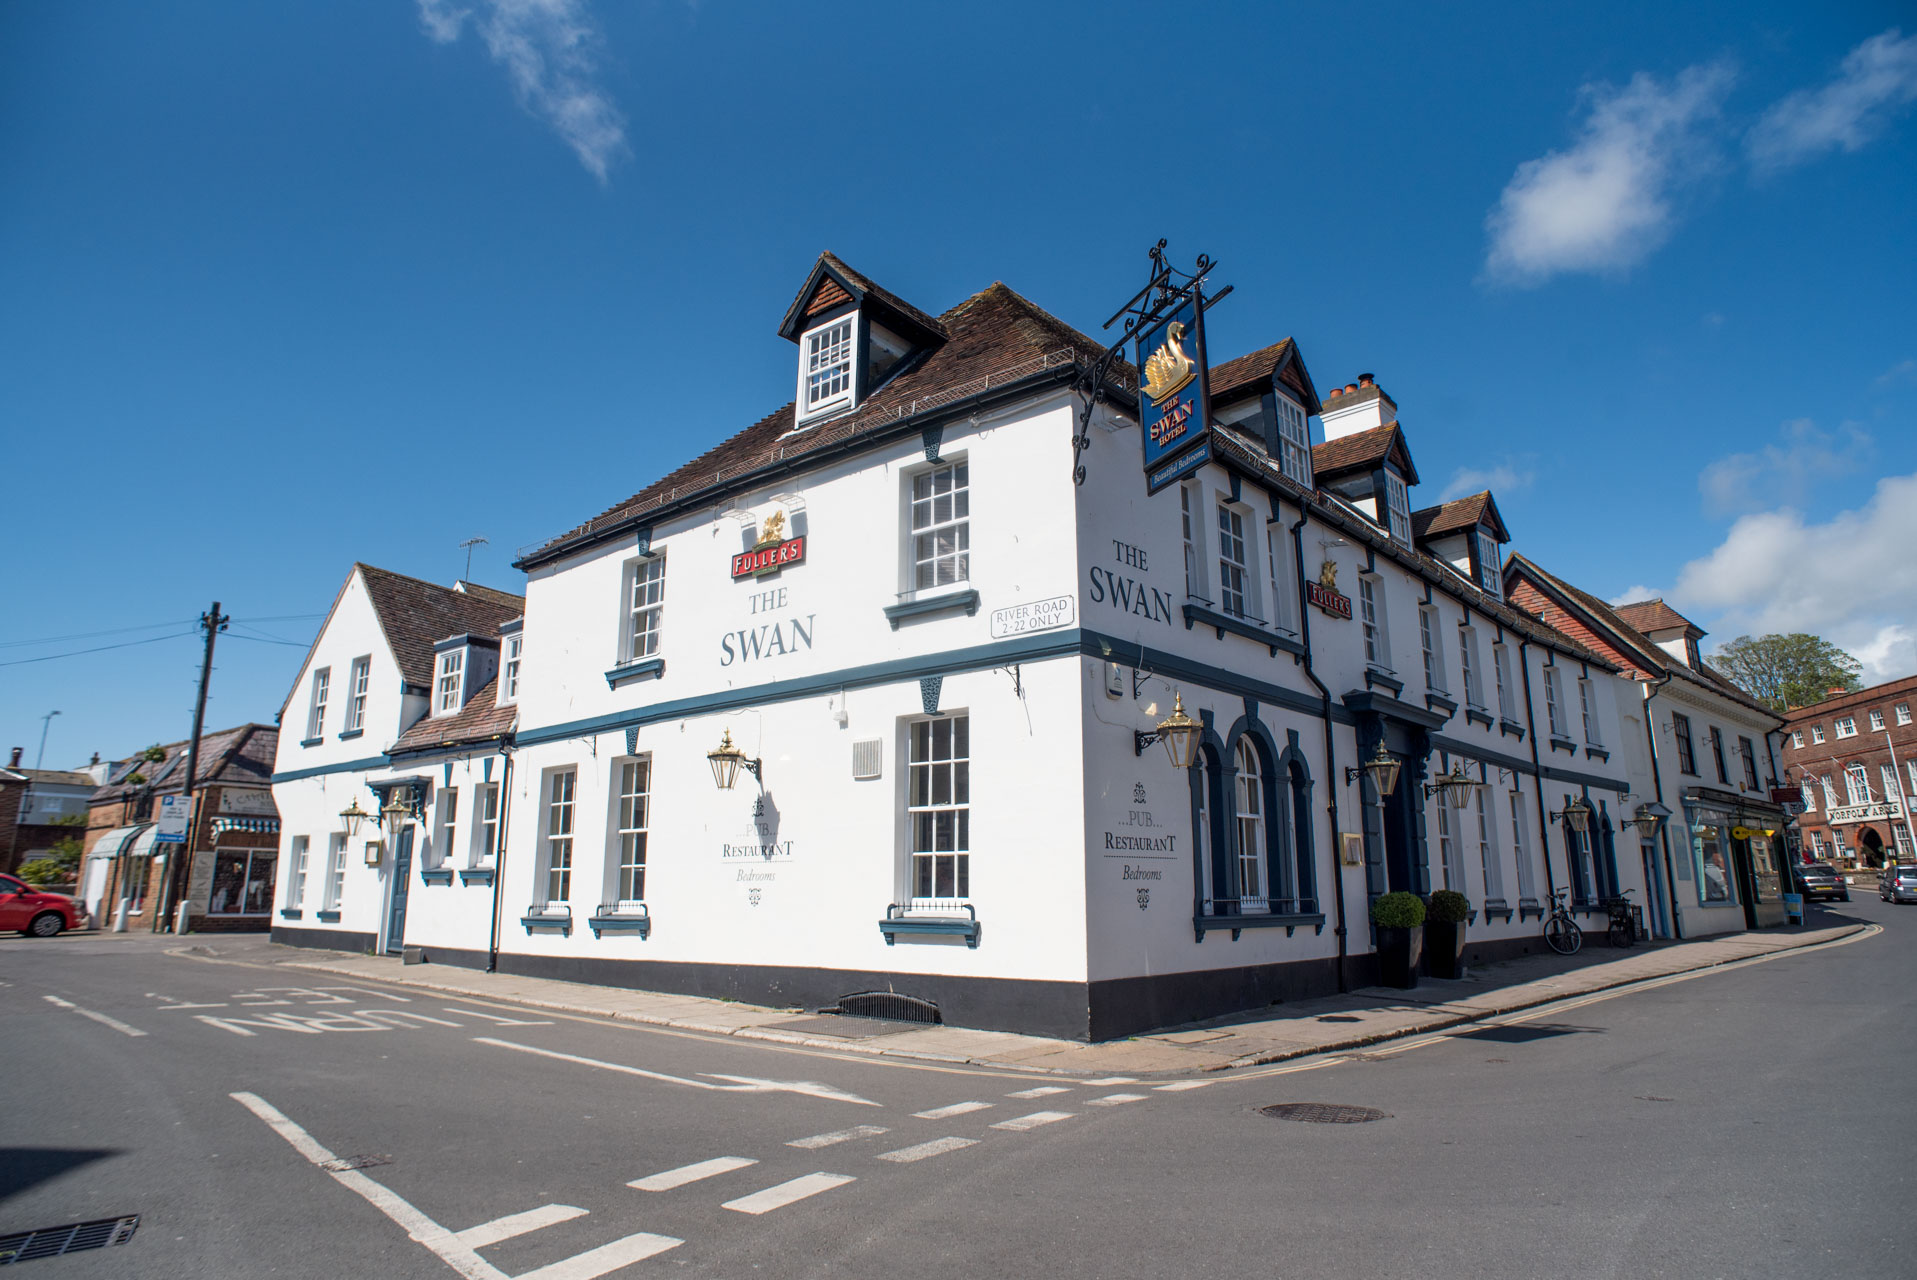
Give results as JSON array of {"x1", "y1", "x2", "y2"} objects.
[{"x1": 385, "y1": 826, "x2": 413, "y2": 953}]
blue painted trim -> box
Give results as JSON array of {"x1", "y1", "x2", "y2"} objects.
[
  {"x1": 605, "y1": 657, "x2": 664, "y2": 688},
  {"x1": 880, "y1": 903, "x2": 979, "y2": 948},
  {"x1": 588, "y1": 906, "x2": 652, "y2": 940},
  {"x1": 300, "y1": 737, "x2": 323, "y2": 748},
  {"x1": 420, "y1": 868, "x2": 454, "y2": 886},
  {"x1": 520, "y1": 906, "x2": 572, "y2": 936},
  {"x1": 1549, "y1": 737, "x2": 1579, "y2": 755},
  {"x1": 1481, "y1": 899, "x2": 1515, "y2": 924},
  {"x1": 1425, "y1": 692, "x2": 1458, "y2": 717},
  {"x1": 1427, "y1": 732, "x2": 1624, "y2": 792},
  {"x1": 272, "y1": 753, "x2": 394, "y2": 784},
  {"x1": 337, "y1": 729, "x2": 364, "y2": 741},
  {"x1": 1193, "y1": 911, "x2": 1326, "y2": 942},
  {"x1": 279, "y1": 908, "x2": 302, "y2": 920},
  {"x1": 1363, "y1": 667, "x2": 1405, "y2": 696},
  {"x1": 317, "y1": 909, "x2": 341, "y2": 923},
  {"x1": 1585, "y1": 746, "x2": 1611, "y2": 762},
  {"x1": 1464, "y1": 708, "x2": 1494, "y2": 728},
  {"x1": 1517, "y1": 899, "x2": 1543, "y2": 922},
  {"x1": 457, "y1": 867, "x2": 495, "y2": 886},
  {"x1": 883, "y1": 589, "x2": 980, "y2": 629},
  {"x1": 1499, "y1": 719, "x2": 1526, "y2": 740},
  {"x1": 1182, "y1": 603, "x2": 1306, "y2": 658}
]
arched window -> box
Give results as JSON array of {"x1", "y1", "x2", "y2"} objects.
[
  {"x1": 1235, "y1": 740, "x2": 1268, "y2": 911},
  {"x1": 1287, "y1": 758, "x2": 1316, "y2": 913}
]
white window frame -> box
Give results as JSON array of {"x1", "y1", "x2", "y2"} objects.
[
  {"x1": 1275, "y1": 395, "x2": 1312, "y2": 486},
  {"x1": 1477, "y1": 784, "x2": 1503, "y2": 900},
  {"x1": 345, "y1": 656, "x2": 370, "y2": 734},
  {"x1": 1217, "y1": 502, "x2": 1250, "y2": 619},
  {"x1": 1791, "y1": 730, "x2": 1804, "y2": 749},
  {"x1": 434, "y1": 649, "x2": 464, "y2": 715},
  {"x1": 797, "y1": 315, "x2": 856, "y2": 421},
  {"x1": 1233, "y1": 739, "x2": 1268, "y2": 912},
  {"x1": 613, "y1": 758, "x2": 650, "y2": 908},
  {"x1": 624, "y1": 554, "x2": 666, "y2": 664},
  {"x1": 907, "y1": 459, "x2": 970, "y2": 593},
  {"x1": 1845, "y1": 764, "x2": 1871, "y2": 806},
  {"x1": 501, "y1": 634, "x2": 522, "y2": 704},
  {"x1": 1435, "y1": 793, "x2": 1462, "y2": 891},
  {"x1": 1801, "y1": 781, "x2": 1816, "y2": 811},
  {"x1": 907, "y1": 713, "x2": 970, "y2": 904},
  {"x1": 1265, "y1": 522, "x2": 1297, "y2": 635},
  {"x1": 286, "y1": 836, "x2": 309, "y2": 909},
  {"x1": 1811, "y1": 726, "x2": 1825, "y2": 744},
  {"x1": 1836, "y1": 716, "x2": 1857, "y2": 739},
  {"x1": 1420, "y1": 607, "x2": 1447, "y2": 694},
  {"x1": 1579, "y1": 678, "x2": 1601, "y2": 747},
  {"x1": 1493, "y1": 643, "x2": 1515, "y2": 720},
  {"x1": 541, "y1": 769, "x2": 577, "y2": 905},
  {"x1": 1359, "y1": 574, "x2": 1391, "y2": 672},
  {"x1": 434, "y1": 787, "x2": 458, "y2": 870},
  {"x1": 1460, "y1": 626, "x2": 1485, "y2": 710},
  {"x1": 1180, "y1": 482, "x2": 1208, "y2": 602},
  {"x1": 1869, "y1": 709, "x2": 1885, "y2": 731},
  {"x1": 1383, "y1": 470, "x2": 1411, "y2": 545},
  {"x1": 1475, "y1": 529, "x2": 1502, "y2": 598},
  {"x1": 474, "y1": 783, "x2": 499, "y2": 867},
  {"x1": 1897, "y1": 703, "x2": 1912, "y2": 726},
  {"x1": 1907, "y1": 760, "x2": 1917, "y2": 800},
  {"x1": 1881, "y1": 763, "x2": 1901, "y2": 801},
  {"x1": 306, "y1": 667, "x2": 330, "y2": 741},
  {"x1": 1544, "y1": 666, "x2": 1567, "y2": 738},
  {"x1": 1821, "y1": 774, "x2": 1838, "y2": 808},
  {"x1": 323, "y1": 833, "x2": 347, "y2": 910}
]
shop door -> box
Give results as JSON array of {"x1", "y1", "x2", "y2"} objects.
[
  {"x1": 1730, "y1": 837, "x2": 1759, "y2": 929},
  {"x1": 1641, "y1": 841, "x2": 1668, "y2": 938},
  {"x1": 385, "y1": 827, "x2": 413, "y2": 953}
]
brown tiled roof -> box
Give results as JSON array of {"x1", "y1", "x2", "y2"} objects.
[
  {"x1": 1411, "y1": 491, "x2": 1508, "y2": 543},
  {"x1": 1209, "y1": 337, "x2": 1295, "y2": 401},
  {"x1": 1310, "y1": 423, "x2": 1419, "y2": 485},
  {"x1": 784, "y1": 252, "x2": 950, "y2": 344},
  {"x1": 390, "y1": 676, "x2": 515, "y2": 755},
  {"x1": 524, "y1": 281, "x2": 1122, "y2": 568},
  {"x1": 358, "y1": 565, "x2": 525, "y2": 689},
  {"x1": 0, "y1": 768, "x2": 96, "y2": 787},
  {"x1": 1613, "y1": 598, "x2": 1699, "y2": 636},
  {"x1": 91, "y1": 724, "x2": 280, "y2": 803}
]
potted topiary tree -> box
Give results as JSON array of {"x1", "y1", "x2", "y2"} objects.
[
  {"x1": 1425, "y1": 889, "x2": 1471, "y2": 979},
  {"x1": 1371, "y1": 891, "x2": 1426, "y2": 989}
]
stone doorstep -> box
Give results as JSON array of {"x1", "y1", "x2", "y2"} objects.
[{"x1": 276, "y1": 923, "x2": 1868, "y2": 1078}]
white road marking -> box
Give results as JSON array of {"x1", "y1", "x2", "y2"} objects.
[
  {"x1": 722, "y1": 1173, "x2": 856, "y2": 1215},
  {"x1": 234, "y1": 1092, "x2": 678, "y2": 1280},
  {"x1": 453, "y1": 1204, "x2": 587, "y2": 1248},
  {"x1": 474, "y1": 1039, "x2": 878, "y2": 1105},
  {"x1": 1084, "y1": 1076, "x2": 1138, "y2": 1085},
  {"x1": 1086, "y1": 1093, "x2": 1146, "y2": 1106},
  {"x1": 990, "y1": 1110, "x2": 1074, "y2": 1131},
  {"x1": 457, "y1": 1008, "x2": 554, "y2": 1026},
  {"x1": 878, "y1": 1137, "x2": 978, "y2": 1163},
  {"x1": 43, "y1": 995, "x2": 146, "y2": 1038},
  {"x1": 913, "y1": 1101, "x2": 993, "y2": 1120},
  {"x1": 1154, "y1": 1080, "x2": 1214, "y2": 1091},
  {"x1": 628, "y1": 1157, "x2": 759, "y2": 1192},
  {"x1": 1006, "y1": 1086, "x2": 1070, "y2": 1099},
  {"x1": 787, "y1": 1124, "x2": 888, "y2": 1149},
  {"x1": 512, "y1": 1231, "x2": 682, "y2": 1280}
]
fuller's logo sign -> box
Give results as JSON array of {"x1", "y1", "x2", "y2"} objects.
[
  {"x1": 1137, "y1": 298, "x2": 1211, "y2": 492},
  {"x1": 731, "y1": 510, "x2": 807, "y2": 579},
  {"x1": 1306, "y1": 559, "x2": 1352, "y2": 619}
]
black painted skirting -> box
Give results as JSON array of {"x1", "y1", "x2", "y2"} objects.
[
  {"x1": 271, "y1": 924, "x2": 378, "y2": 954},
  {"x1": 1086, "y1": 955, "x2": 1348, "y2": 1041}
]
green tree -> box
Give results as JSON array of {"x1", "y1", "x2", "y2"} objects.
[
  {"x1": 1707, "y1": 633, "x2": 1864, "y2": 712},
  {"x1": 18, "y1": 834, "x2": 83, "y2": 886}
]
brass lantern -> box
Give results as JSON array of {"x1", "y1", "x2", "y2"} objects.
[
  {"x1": 1347, "y1": 741, "x2": 1402, "y2": 798},
  {"x1": 1560, "y1": 796, "x2": 1592, "y2": 834},
  {"x1": 1425, "y1": 761, "x2": 1481, "y2": 810},
  {"x1": 339, "y1": 796, "x2": 370, "y2": 838},
  {"x1": 1151, "y1": 693, "x2": 1202, "y2": 770},
  {"x1": 707, "y1": 729, "x2": 762, "y2": 791}
]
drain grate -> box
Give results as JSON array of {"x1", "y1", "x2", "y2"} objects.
[
  {"x1": 319, "y1": 1154, "x2": 392, "y2": 1172},
  {"x1": 1315, "y1": 1015, "x2": 1361, "y2": 1023},
  {"x1": 829, "y1": 991, "x2": 941, "y2": 1024},
  {"x1": 1260, "y1": 1103, "x2": 1391, "y2": 1124},
  {"x1": 0, "y1": 1215, "x2": 140, "y2": 1264}
]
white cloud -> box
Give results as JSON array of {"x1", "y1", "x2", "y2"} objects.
[
  {"x1": 1610, "y1": 585, "x2": 1661, "y2": 607},
  {"x1": 1440, "y1": 462, "x2": 1533, "y2": 503},
  {"x1": 1671, "y1": 470, "x2": 1917, "y2": 683},
  {"x1": 417, "y1": 0, "x2": 628, "y2": 182},
  {"x1": 1696, "y1": 418, "x2": 1873, "y2": 516},
  {"x1": 1747, "y1": 29, "x2": 1917, "y2": 173},
  {"x1": 1878, "y1": 357, "x2": 1917, "y2": 386},
  {"x1": 1483, "y1": 63, "x2": 1735, "y2": 286}
]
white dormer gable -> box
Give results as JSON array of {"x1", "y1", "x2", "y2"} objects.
[
  {"x1": 777, "y1": 252, "x2": 948, "y2": 435},
  {"x1": 432, "y1": 633, "x2": 500, "y2": 717}
]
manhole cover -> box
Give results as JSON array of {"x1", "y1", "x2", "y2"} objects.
[
  {"x1": 1316, "y1": 1015, "x2": 1361, "y2": 1023},
  {"x1": 1260, "y1": 1103, "x2": 1391, "y2": 1124},
  {"x1": 319, "y1": 1154, "x2": 392, "y2": 1172}
]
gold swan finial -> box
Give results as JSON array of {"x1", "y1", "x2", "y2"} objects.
[{"x1": 1141, "y1": 320, "x2": 1196, "y2": 404}]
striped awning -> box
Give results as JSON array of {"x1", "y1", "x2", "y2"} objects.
[
  {"x1": 88, "y1": 824, "x2": 155, "y2": 860},
  {"x1": 210, "y1": 817, "x2": 280, "y2": 837}
]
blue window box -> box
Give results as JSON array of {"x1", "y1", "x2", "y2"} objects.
[
  {"x1": 883, "y1": 589, "x2": 980, "y2": 630},
  {"x1": 337, "y1": 728, "x2": 364, "y2": 741},
  {"x1": 520, "y1": 905, "x2": 572, "y2": 936},
  {"x1": 458, "y1": 867, "x2": 495, "y2": 886},
  {"x1": 420, "y1": 868, "x2": 454, "y2": 886},
  {"x1": 605, "y1": 657, "x2": 664, "y2": 689},
  {"x1": 879, "y1": 902, "x2": 980, "y2": 948},
  {"x1": 279, "y1": 908, "x2": 302, "y2": 920},
  {"x1": 1193, "y1": 910, "x2": 1326, "y2": 942},
  {"x1": 588, "y1": 904, "x2": 651, "y2": 939},
  {"x1": 316, "y1": 909, "x2": 342, "y2": 923},
  {"x1": 1465, "y1": 708, "x2": 1494, "y2": 728},
  {"x1": 300, "y1": 737, "x2": 323, "y2": 748}
]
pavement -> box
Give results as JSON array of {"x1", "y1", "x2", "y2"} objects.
[{"x1": 263, "y1": 916, "x2": 1871, "y2": 1076}]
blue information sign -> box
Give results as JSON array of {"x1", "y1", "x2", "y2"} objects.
[{"x1": 1136, "y1": 296, "x2": 1210, "y2": 490}]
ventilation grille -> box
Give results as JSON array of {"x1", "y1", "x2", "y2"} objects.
[
  {"x1": 0, "y1": 1216, "x2": 140, "y2": 1264},
  {"x1": 851, "y1": 739, "x2": 883, "y2": 780},
  {"x1": 832, "y1": 990, "x2": 941, "y2": 1024}
]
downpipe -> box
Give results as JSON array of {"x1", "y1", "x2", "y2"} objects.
[
  {"x1": 487, "y1": 744, "x2": 515, "y2": 973},
  {"x1": 1641, "y1": 672, "x2": 1684, "y2": 939}
]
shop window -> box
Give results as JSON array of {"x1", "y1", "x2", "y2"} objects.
[
  {"x1": 208, "y1": 849, "x2": 276, "y2": 915},
  {"x1": 1694, "y1": 824, "x2": 1731, "y2": 904},
  {"x1": 907, "y1": 714, "x2": 969, "y2": 902}
]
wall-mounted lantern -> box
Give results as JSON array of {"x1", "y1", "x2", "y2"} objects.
[
  {"x1": 708, "y1": 728, "x2": 763, "y2": 791},
  {"x1": 379, "y1": 794, "x2": 410, "y2": 830},
  {"x1": 1551, "y1": 796, "x2": 1593, "y2": 834},
  {"x1": 1628, "y1": 801, "x2": 1671, "y2": 837},
  {"x1": 339, "y1": 797, "x2": 370, "y2": 839},
  {"x1": 1423, "y1": 762, "x2": 1482, "y2": 810},
  {"x1": 1345, "y1": 742, "x2": 1402, "y2": 798},
  {"x1": 1133, "y1": 693, "x2": 1201, "y2": 769}
]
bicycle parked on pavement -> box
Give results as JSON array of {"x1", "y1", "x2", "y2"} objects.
[
  {"x1": 1542, "y1": 887, "x2": 1582, "y2": 955},
  {"x1": 1602, "y1": 890, "x2": 1639, "y2": 949}
]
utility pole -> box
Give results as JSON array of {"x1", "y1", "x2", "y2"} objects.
[{"x1": 160, "y1": 603, "x2": 229, "y2": 932}]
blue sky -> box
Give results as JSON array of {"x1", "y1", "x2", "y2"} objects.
[{"x1": 4, "y1": 1, "x2": 1914, "y2": 768}]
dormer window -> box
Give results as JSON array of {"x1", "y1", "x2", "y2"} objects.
[
  {"x1": 434, "y1": 649, "x2": 464, "y2": 715},
  {"x1": 1276, "y1": 395, "x2": 1311, "y2": 486},
  {"x1": 800, "y1": 317, "x2": 855, "y2": 421},
  {"x1": 499, "y1": 630, "x2": 522, "y2": 705},
  {"x1": 1475, "y1": 530, "x2": 1502, "y2": 598},
  {"x1": 1383, "y1": 470, "x2": 1412, "y2": 545}
]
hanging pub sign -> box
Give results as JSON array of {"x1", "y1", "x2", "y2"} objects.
[
  {"x1": 1137, "y1": 295, "x2": 1211, "y2": 493},
  {"x1": 730, "y1": 511, "x2": 807, "y2": 579},
  {"x1": 1306, "y1": 560, "x2": 1353, "y2": 619}
]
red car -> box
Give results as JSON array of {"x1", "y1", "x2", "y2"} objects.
[{"x1": 0, "y1": 873, "x2": 87, "y2": 937}]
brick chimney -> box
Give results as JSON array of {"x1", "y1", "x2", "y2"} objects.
[
  {"x1": 8, "y1": 747, "x2": 20, "y2": 769},
  {"x1": 1320, "y1": 371, "x2": 1398, "y2": 443}
]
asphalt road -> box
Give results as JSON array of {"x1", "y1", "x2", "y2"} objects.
[{"x1": 2, "y1": 897, "x2": 1908, "y2": 1279}]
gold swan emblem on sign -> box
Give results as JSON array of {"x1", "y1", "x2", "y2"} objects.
[
  {"x1": 1141, "y1": 321, "x2": 1196, "y2": 404},
  {"x1": 758, "y1": 510, "x2": 786, "y2": 546},
  {"x1": 1318, "y1": 559, "x2": 1339, "y2": 591}
]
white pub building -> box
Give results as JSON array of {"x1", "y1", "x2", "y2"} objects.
[{"x1": 273, "y1": 252, "x2": 1653, "y2": 1039}]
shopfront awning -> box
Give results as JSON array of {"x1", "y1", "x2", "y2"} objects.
[
  {"x1": 209, "y1": 817, "x2": 280, "y2": 838},
  {"x1": 88, "y1": 824, "x2": 155, "y2": 860}
]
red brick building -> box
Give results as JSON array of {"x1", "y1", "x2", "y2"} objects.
[
  {"x1": 0, "y1": 748, "x2": 101, "y2": 878},
  {"x1": 1780, "y1": 674, "x2": 1917, "y2": 866}
]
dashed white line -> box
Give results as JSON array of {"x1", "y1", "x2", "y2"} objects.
[
  {"x1": 722, "y1": 1173, "x2": 856, "y2": 1215},
  {"x1": 991, "y1": 1110, "x2": 1074, "y2": 1131},
  {"x1": 913, "y1": 1101, "x2": 993, "y2": 1120},
  {"x1": 878, "y1": 1137, "x2": 978, "y2": 1163},
  {"x1": 1086, "y1": 1093, "x2": 1146, "y2": 1106},
  {"x1": 1006, "y1": 1086, "x2": 1070, "y2": 1099},
  {"x1": 1154, "y1": 1080, "x2": 1213, "y2": 1091},
  {"x1": 43, "y1": 995, "x2": 146, "y2": 1038},
  {"x1": 628, "y1": 1157, "x2": 758, "y2": 1192},
  {"x1": 787, "y1": 1124, "x2": 888, "y2": 1149},
  {"x1": 454, "y1": 1204, "x2": 587, "y2": 1248},
  {"x1": 513, "y1": 1231, "x2": 682, "y2": 1280}
]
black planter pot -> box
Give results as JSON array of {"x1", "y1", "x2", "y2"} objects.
[
  {"x1": 1425, "y1": 919, "x2": 1467, "y2": 979},
  {"x1": 1376, "y1": 924, "x2": 1424, "y2": 989}
]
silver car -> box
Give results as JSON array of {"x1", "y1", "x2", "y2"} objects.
[{"x1": 1879, "y1": 865, "x2": 1917, "y2": 904}]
